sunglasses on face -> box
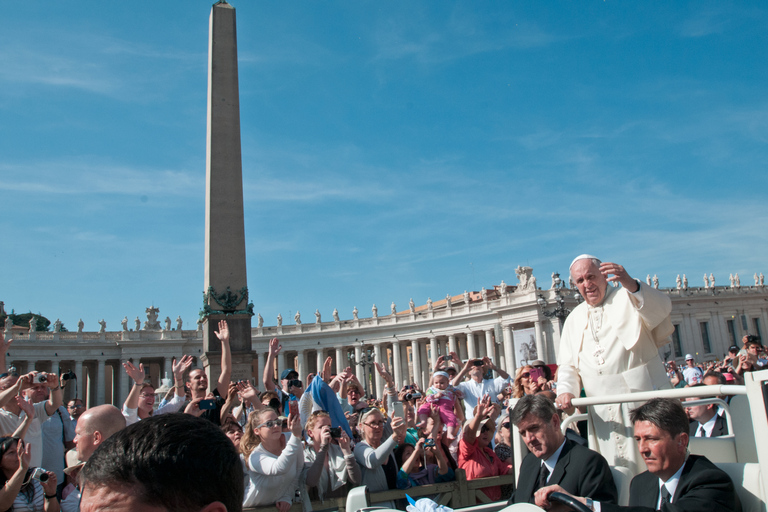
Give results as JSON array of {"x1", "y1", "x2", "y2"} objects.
[
  {"x1": 502, "y1": 422, "x2": 511, "y2": 429},
  {"x1": 481, "y1": 425, "x2": 492, "y2": 433},
  {"x1": 521, "y1": 372, "x2": 531, "y2": 379},
  {"x1": 257, "y1": 420, "x2": 281, "y2": 429},
  {"x1": 364, "y1": 421, "x2": 384, "y2": 428}
]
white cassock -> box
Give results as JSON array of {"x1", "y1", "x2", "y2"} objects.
[{"x1": 556, "y1": 281, "x2": 673, "y2": 475}]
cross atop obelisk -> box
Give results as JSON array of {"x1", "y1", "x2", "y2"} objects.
[{"x1": 202, "y1": 1, "x2": 253, "y2": 380}]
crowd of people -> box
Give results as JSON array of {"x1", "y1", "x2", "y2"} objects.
[{"x1": 0, "y1": 255, "x2": 754, "y2": 511}]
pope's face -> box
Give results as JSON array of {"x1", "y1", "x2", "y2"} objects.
[{"x1": 571, "y1": 259, "x2": 607, "y2": 306}]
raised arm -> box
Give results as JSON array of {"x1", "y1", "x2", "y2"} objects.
[
  {"x1": 262, "y1": 338, "x2": 281, "y2": 392},
  {"x1": 172, "y1": 355, "x2": 193, "y2": 398},
  {"x1": 214, "y1": 320, "x2": 232, "y2": 396},
  {"x1": 484, "y1": 356, "x2": 510, "y2": 381},
  {"x1": 451, "y1": 357, "x2": 472, "y2": 387},
  {"x1": 122, "y1": 361, "x2": 146, "y2": 412},
  {"x1": 0, "y1": 373, "x2": 30, "y2": 409},
  {"x1": 44, "y1": 373, "x2": 63, "y2": 416},
  {"x1": 13, "y1": 397, "x2": 35, "y2": 439}
]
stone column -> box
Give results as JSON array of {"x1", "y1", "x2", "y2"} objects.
[
  {"x1": 419, "y1": 342, "x2": 429, "y2": 387},
  {"x1": 448, "y1": 334, "x2": 457, "y2": 357},
  {"x1": 411, "y1": 339, "x2": 422, "y2": 389},
  {"x1": 485, "y1": 329, "x2": 495, "y2": 362},
  {"x1": 354, "y1": 345, "x2": 363, "y2": 383},
  {"x1": 75, "y1": 360, "x2": 85, "y2": 401},
  {"x1": 335, "y1": 347, "x2": 344, "y2": 375},
  {"x1": 316, "y1": 349, "x2": 324, "y2": 377},
  {"x1": 429, "y1": 336, "x2": 438, "y2": 371},
  {"x1": 117, "y1": 361, "x2": 129, "y2": 405},
  {"x1": 502, "y1": 325, "x2": 516, "y2": 374},
  {"x1": 458, "y1": 335, "x2": 469, "y2": 361},
  {"x1": 400, "y1": 341, "x2": 410, "y2": 386},
  {"x1": 534, "y1": 321, "x2": 545, "y2": 363},
  {"x1": 96, "y1": 358, "x2": 106, "y2": 406},
  {"x1": 467, "y1": 332, "x2": 477, "y2": 359},
  {"x1": 373, "y1": 344, "x2": 383, "y2": 398},
  {"x1": 163, "y1": 357, "x2": 173, "y2": 382},
  {"x1": 392, "y1": 342, "x2": 403, "y2": 389},
  {"x1": 297, "y1": 350, "x2": 307, "y2": 381},
  {"x1": 439, "y1": 338, "x2": 447, "y2": 359}
]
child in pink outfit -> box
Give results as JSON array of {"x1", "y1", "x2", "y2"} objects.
[{"x1": 417, "y1": 371, "x2": 461, "y2": 441}]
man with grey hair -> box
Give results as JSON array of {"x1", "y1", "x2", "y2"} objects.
[
  {"x1": 537, "y1": 398, "x2": 741, "y2": 511},
  {"x1": 555, "y1": 255, "x2": 673, "y2": 474},
  {"x1": 508, "y1": 394, "x2": 617, "y2": 505}
]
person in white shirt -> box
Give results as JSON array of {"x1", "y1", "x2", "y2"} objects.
[
  {"x1": 241, "y1": 407, "x2": 304, "y2": 510},
  {"x1": 682, "y1": 355, "x2": 704, "y2": 386},
  {"x1": 121, "y1": 356, "x2": 192, "y2": 426},
  {"x1": 451, "y1": 354, "x2": 511, "y2": 419}
]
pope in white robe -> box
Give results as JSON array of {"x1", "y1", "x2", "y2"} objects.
[{"x1": 555, "y1": 256, "x2": 673, "y2": 475}]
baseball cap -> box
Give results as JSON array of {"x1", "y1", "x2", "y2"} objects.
[
  {"x1": 281, "y1": 369, "x2": 298, "y2": 380},
  {"x1": 729, "y1": 346, "x2": 739, "y2": 353},
  {"x1": 685, "y1": 354, "x2": 694, "y2": 360}
]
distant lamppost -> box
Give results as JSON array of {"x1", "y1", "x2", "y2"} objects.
[
  {"x1": 350, "y1": 339, "x2": 376, "y2": 398},
  {"x1": 537, "y1": 272, "x2": 573, "y2": 322}
]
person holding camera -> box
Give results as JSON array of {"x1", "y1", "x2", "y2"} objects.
[
  {"x1": 0, "y1": 371, "x2": 62, "y2": 470},
  {"x1": 0, "y1": 436, "x2": 59, "y2": 512},
  {"x1": 395, "y1": 434, "x2": 454, "y2": 490},
  {"x1": 301, "y1": 410, "x2": 360, "y2": 508},
  {"x1": 450, "y1": 353, "x2": 511, "y2": 420}
]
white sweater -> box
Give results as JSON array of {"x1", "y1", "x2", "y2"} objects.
[{"x1": 243, "y1": 434, "x2": 304, "y2": 507}]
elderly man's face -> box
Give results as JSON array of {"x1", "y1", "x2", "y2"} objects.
[{"x1": 571, "y1": 259, "x2": 608, "y2": 306}]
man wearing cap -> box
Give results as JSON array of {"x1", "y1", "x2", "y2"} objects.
[
  {"x1": 262, "y1": 337, "x2": 302, "y2": 416},
  {"x1": 555, "y1": 255, "x2": 673, "y2": 474},
  {"x1": 682, "y1": 355, "x2": 704, "y2": 386},
  {"x1": 509, "y1": 394, "x2": 617, "y2": 506}
]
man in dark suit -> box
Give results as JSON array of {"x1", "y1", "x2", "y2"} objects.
[
  {"x1": 508, "y1": 394, "x2": 618, "y2": 505},
  {"x1": 685, "y1": 384, "x2": 728, "y2": 437},
  {"x1": 537, "y1": 398, "x2": 741, "y2": 512}
]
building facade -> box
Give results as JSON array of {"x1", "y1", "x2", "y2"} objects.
[{"x1": 4, "y1": 270, "x2": 767, "y2": 406}]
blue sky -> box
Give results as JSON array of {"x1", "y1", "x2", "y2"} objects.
[{"x1": 1, "y1": 1, "x2": 766, "y2": 331}]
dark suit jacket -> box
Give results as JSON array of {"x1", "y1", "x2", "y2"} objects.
[
  {"x1": 601, "y1": 454, "x2": 741, "y2": 512},
  {"x1": 511, "y1": 438, "x2": 618, "y2": 504},
  {"x1": 689, "y1": 414, "x2": 728, "y2": 437}
]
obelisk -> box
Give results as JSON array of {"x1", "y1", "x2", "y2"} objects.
[{"x1": 202, "y1": 0, "x2": 253, "y2": 382}]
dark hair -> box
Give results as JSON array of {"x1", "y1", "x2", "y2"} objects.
[
  {"x1": 81, "y1": 413, "x2": 243, "y2": 512},
  {"x1": 703, "y1": 370, "x2": 726, "y2": 385},
  {"x1": 509, "y1": 394, "x2": 558, "y2": 426},
  {"x1": 629, "y1": 398, "x2": 689, "y2": 438}
]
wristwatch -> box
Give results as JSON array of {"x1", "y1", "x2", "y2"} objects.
[{"x1": 585, "y1": 498, "x2": 594, "y2": 511}]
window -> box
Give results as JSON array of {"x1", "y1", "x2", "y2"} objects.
[
  {"x1": 671, "y1": 325, "x2": 682, "y2": 358},
  {"x1": 727, "y1": 319, "x2": 738, "y2": 346},
  {"x1": 700, "y1": 322, "x2": 712, "y2": 354}
]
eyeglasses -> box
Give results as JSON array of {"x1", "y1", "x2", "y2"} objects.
[
  {"x1": 139, "y1": 393, "x2": 155, "y2": 398},
  {"x1": 363, "y1": 421, "x2": 384, "y2": 428},
  {"x1": 68, "y1": 404, "x2": 84, "y2": 409},
  {"x1": 257, "y1": 420, "x2": 281, "y2": 429}
]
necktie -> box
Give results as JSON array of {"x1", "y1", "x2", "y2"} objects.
[
  {"x1": 529, "y1": 463, "x2": 551, "y2": 503},
  {"x1": 698, "y1": 425, "x2": 706, "y2": 437},
  {"x1": 659, "y1": 485, "x2": 671, "y2": 510}
]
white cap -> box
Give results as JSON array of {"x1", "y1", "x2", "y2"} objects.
[
  {"x1": 569, "y1": 254, "x2": 601, "y2": 269},
  {"x1": 685, "y1": 354, "x2": 694, "y2": 360}
]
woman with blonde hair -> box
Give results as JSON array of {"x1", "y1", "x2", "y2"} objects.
[
  {"x1": 512, "y1": 365, "x2": 546, "y2": 398},
  {"x1": 241, "y1": 406, "x2": 304, "y2": 511}
]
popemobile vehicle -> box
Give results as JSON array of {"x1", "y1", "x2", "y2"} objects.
[{"x1": 341, "y1": 369, "x2": 768, "y2": 512}]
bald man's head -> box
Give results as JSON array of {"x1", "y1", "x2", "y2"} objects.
[{"x1": 74, "y1": 404, "x2": 126, "y2": 462}]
